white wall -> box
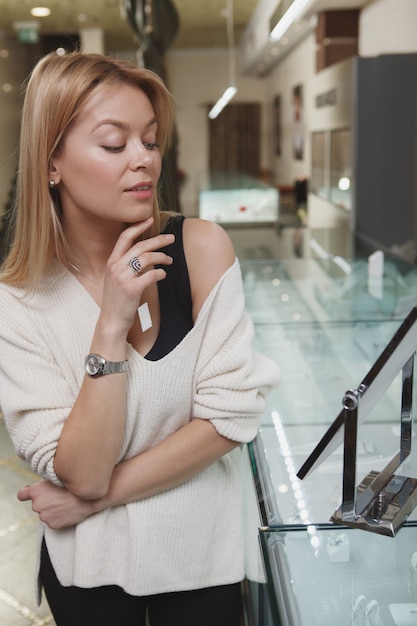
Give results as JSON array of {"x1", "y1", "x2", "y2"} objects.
[
  {"x1": 266, "y1": 34, "x2": 315, "y2": 186},
  {"x1": 359, "y1": 0, "x2": 417, "y2": 56}
]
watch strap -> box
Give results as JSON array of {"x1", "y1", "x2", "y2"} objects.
[{"x1": 102, "y1": 360, "x2": 127, "y2": 375}]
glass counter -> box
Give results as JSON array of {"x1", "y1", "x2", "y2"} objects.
[
  {"x1": 239, "y1": 244, "x2": 417, "y2": 626},
  {"x1": 259, "y1": 524, "x2": 417, "y2": 626},
  {"x1": 198, "y1": 173, "x2": 279, "y2": 225}
]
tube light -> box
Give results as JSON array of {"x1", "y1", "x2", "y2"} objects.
[
  {"x1": 270, "y1": 0, "x2": 311, "y2": 42},
  {"x1": 208, "y1": 85, "x2": 237, "y2": 120},
  {"x1": 31, "y1": 7, "x2": 51, "y2": 17}
]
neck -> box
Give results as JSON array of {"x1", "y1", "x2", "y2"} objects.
[
  {"x1": 68, "y1": 262, "x2": 104, "y2": 289},
  {"x1": 63, "y1": 214, "x2": 125, "y2": 277}
]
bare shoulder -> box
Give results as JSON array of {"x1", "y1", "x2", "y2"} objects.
[
  {"x1": 182, "y1": 218, "x2": 236, "y2": 319},
  {"x1": 183, "y1": 218, "x2": 235, "y2": 268}
]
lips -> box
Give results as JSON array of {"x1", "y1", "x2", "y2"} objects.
[
  {"x1": 125, "y1": 181, "x2": 154, "y2": 201},
  {"x1": 126, "y1": 182, "x2": 152, "y2": 192}
]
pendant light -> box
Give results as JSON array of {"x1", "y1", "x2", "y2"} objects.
[{"x1": 208, "y1": 0, "x2": 237, "y2": 120}]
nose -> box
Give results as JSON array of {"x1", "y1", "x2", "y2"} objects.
[{"x1": 129, "y1": 142, "x2": 152, "y2": 170}]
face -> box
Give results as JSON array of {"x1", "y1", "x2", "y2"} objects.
[{"x1": 51, "y1": 83, "x2": 162, "y2": 228}]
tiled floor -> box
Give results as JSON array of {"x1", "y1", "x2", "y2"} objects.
[{"x1": 0, "y1": 415, "x2": 55, "y2": 626}]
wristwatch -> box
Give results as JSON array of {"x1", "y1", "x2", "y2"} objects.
[{"x1": 84, "y1": 353, "x2": 127, "y2": 377}]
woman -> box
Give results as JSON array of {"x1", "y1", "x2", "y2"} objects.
[{"x1": 0, "y1": 52, "x2": 280, "y2": 625}]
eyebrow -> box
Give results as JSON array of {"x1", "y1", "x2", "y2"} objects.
[{"x1": 93, "y1": 116, "x2": 158, "y2": 132}]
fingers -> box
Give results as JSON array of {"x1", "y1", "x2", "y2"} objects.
[
  {"x1": 17, "y1": 485, "x2": 31, "y2": 501},
  {"x1": 123, "y1": 235, "x2": 175, "y2": 271},
  {"x1": 110, "y1": 219, "x2": 175, "y2": 265},
  {"x1": 98, "y1": 219, "x2": 175, "y2": 330},
  {"x1": 111, "y1": 217, "x2": 154, "y2": 259},
  {"x1": 127, "y1": 250, "x2": 173, "y2": 276},
  {"x1": 106, "y1": 235, "x2": 174, "y2": 297}
]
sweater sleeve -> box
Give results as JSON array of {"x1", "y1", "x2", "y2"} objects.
[
  {"x1": 193, "y1": 261, "x2": 281, "y2": 443},
  {"x1": 0, "y1": 293, "x2": 73, "y2": 486}
]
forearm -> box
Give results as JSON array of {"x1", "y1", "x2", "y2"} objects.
[
  {"x1": 18, "y1": 418, "x2": 241, "y2": 530},
  {"x1": 54, "y1": 323, "x2": 128, "y2": 499},
  {"x1": 92, "y1": 418, "x2": 239, "y2": 512}
]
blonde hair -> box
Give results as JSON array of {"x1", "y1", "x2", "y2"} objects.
[{"x1": 1, "y1": 52, "x2": 175, "y2": 288}]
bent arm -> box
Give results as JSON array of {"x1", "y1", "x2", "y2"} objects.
[
  {"x1": 94, "y1": 418, "x2": 239, "y2": 511},
  {"x1": 53, "y1": 223, "x2": 174, "y2": 499},
  {"x1": 19, "y1": 418, "x2": 240, "y2": 529}
]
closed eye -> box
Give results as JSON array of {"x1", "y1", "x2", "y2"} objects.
[{"x1": 102, "y1": 145, "x2": 125, "y2": 153}]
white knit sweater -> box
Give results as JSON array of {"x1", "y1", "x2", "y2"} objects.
[{"x1": 0, "y1": 258, "x2": 280, "y2": 598}]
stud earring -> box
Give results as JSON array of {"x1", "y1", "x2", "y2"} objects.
[{"x1": 49, "y1": 180, "x2": 56, "y2": 189}]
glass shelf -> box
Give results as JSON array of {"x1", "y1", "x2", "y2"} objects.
[
  {"x1": 241, "y1": 256, "x2": 417, "y2": 325},
  {"x1": 259, "y1": 523, "x2": 417, "y2": 626}
]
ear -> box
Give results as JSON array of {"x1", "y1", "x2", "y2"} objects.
[{"x1": 48, "y1": 161, "x2": 61, "y2": 186}]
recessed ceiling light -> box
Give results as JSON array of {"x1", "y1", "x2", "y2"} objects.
[{"x1": 31, "y1": 7, "x2": 51, "y2": 18}]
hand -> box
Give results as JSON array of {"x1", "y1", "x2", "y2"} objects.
[
  {"x1": 17, "y1": 481, "x2": 95, "y2": 529},
  {"x1": 101, "y1": 217, "x2": 175, "y2": 334}
]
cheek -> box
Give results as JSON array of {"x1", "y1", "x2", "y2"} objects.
[{"x1": 64, "y1": 153, "x2": 120, "y2": 186}]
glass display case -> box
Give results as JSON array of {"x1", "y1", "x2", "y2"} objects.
[
  {"x1": 198, "y1": 172, "x2": 279, "y2": 225},
  {"x1": 259, "y1": 524, "x2": 417, "y2": 626},
  {"x1": 239, "y1": 241, "x2": 417, "y2": 626},
  {"x1": 310, "y1": 128, "x2": 352, "y2": 211}
]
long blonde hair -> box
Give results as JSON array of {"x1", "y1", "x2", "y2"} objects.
[{"x1": 1, "y1": 52, "x2": 175, "y2": 288}]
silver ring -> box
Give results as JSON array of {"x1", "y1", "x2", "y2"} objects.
[{"x1": 129, "y1": 256, "x2": 142, "y2": 275}]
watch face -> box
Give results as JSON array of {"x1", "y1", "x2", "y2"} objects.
[{"x1": 85, "y1": 354, "x2": 104, "y2": 376}]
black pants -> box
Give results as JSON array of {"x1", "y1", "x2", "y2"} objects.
[{"x1": 40, "y1": 540, "x2": 243, "y2": 626}]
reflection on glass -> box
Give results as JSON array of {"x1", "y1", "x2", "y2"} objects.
[
  {"x1": 330, "y1": 128, "x2": 351, "y2": 210},
  {"x1": 311, "y1": 131, "x2": 326, "y2": 197}
]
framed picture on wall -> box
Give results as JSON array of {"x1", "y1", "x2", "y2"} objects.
[
  {"x1": 292, "y1": 84, "x2": 304, "y2": 160},
  {"x1": 273, "y1": 94, "x2": 282, "y2": 156}
]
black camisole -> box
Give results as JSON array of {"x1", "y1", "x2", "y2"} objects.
[{"x1": 145, "y1": 215, "x2": 193, "y2": 361}]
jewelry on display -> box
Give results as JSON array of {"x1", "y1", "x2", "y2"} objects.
[
  {"x1": 49, "y1": 180, "x2": 56, "y2": 189},
  {"x1": 129, "y1": 256, "x2": 142, "y2": 275},
  {"x1": 364, "y1": 599, "x2": 383, "y2": 626},
  {"x1": 138, "y1": 302, "x2": 152, "y2": 332},
  {"x1": 351, "y1": 595, "x2": 367, "y2": 626},
  {"x1": 326, "y1": 532, "x2": 350, "y2": 563},
  {"x1": 68, "y1": 262, "x2": 103, "y2": 289}
]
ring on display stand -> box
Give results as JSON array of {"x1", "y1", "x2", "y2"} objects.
[
  {"x1": 365, "y1": 599, "x2": 383, "y2": 626},
  {"x1": 352, "y1": 595, "x2": 367, "y2": 626}
]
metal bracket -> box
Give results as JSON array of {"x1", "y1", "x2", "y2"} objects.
[
  {"x1": 297, "y1": 307, "x2": 417, "y2": 536},
  {"x1": 331, "y1": 355, "x2": 417, "y2": 536}
]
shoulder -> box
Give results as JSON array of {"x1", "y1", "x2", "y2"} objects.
[
  {"x1": 0, "y1": 281, "x2": 25, "y2": 309},
  {"x1": 182, "y1": 218, "x2": 236, "y2": 320}
]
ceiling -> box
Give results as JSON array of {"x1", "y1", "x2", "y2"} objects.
[{"x1": 0, "y1": 0, "x2": 260, "y2": 51}]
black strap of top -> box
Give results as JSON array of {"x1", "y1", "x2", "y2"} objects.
[{"x1": 145, "y1": 215, "x2": 193, "y2": 361}]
